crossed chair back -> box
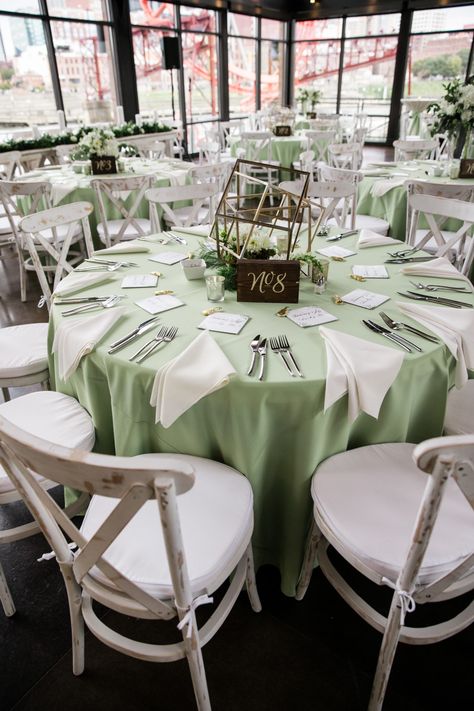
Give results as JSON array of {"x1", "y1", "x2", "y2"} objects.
[
  {"x1": 198, "y1": 140, "x2": 222, "y2": 165},
  {"x1": 189, "y1": 162, "x2": 233, "y2": 196},
  {"x1": 407, "y1": 191, "x2": 474, "y2": 276},
  {"x1": 328, "y1": 142, "x2": 363, "y2": 170},
  {"x1": 91, "y1": 174, "x2": 155, "y2": 247},
  {"x1": 0, "y1": 151, "x2": 22, "y2": 180},
  {"x1": 393, "y1": 138, "x2": 438, "y2": 162},
  {"x1": 239, "y1": 131, "x2": 275, "y2": 163},
  {"x1": 55, "y1": 144, "x2": 75, "y2": 164},
  {"x1": 279, "y1": 179, "x2": 356, "y2": 232},
  {"x1": 18, "y1": 201, "x2": 94, "y2": 309},
  {"x1": 219, "y1": 120, "x2": 242, "y2": 151},
  {"x1": 135, "y1": 138, "x2": 166, "y2": 160},
  {"x1": 146, "y1": 183, "x2": 218, "y2": 232},
  {"x1": 303, "y1": 130, "x2": 336, "y2": 163},
  {"x1": 317, "y1": 164, "x2": 363, "y2": 229}
]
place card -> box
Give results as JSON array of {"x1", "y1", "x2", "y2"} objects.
[
  {"x1": 121, "y1": 274, "x2": 158, "y2": 289},
  {"x1": 287, "y1": 306, "x2": 338, "y2": 328},
  {"x1": 317, "y1": 246, "x2": 357, "y2": 258},
  {"x1": 352, "y1": 265, "x2": 389, "y2": 279},
  {"x1": 341, "y1": 289, "x2": 390, "y2": 309},
  {"x1": 135, "y1": 294, "x2": 184, "y2": 315},
  {"x1": 149, "y1": 252, "x2": 187, "y2": 265},
  {"x1": 198, "y1": 312, "x2": 249, "y2": 334}
]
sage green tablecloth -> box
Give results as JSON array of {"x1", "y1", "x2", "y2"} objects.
[
  {"x1": 48, "y1": 231, "x2": 473, "y2": 596},
  {"x1": 231, "y1": 135, "x2": 305, "y2": 170}
]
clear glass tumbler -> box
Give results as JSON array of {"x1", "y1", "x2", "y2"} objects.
[{"x1": 206, "y1": 275, "x2": 225, "y2": 302}]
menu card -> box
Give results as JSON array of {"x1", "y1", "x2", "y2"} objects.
[
  {"x1": 341, "y1": 289, "x2": 390, "y2": 309},
  {"x1": 149, "y1": 252, "x2": 187, "y2": 265},
  {"x1": 135, "y1": 295, "x2": 184, "y2": 314},
  {"x1": 317, "y1": 246, "x2": 357, "y2": 258},
  {"x1": 352, "y1": 265, "x2": 389, "y2": 279},
  {"x1": 198, "y1": 312, "x2": 249, "y2": 334},
  {"x1": 287, "y1": 306, "x2": 338, "y2": 328},
  {"x1": 121, "y1": 275, "x2": 158, "y2": 288}
]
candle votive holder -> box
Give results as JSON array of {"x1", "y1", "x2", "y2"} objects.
[
  {"x1": 311, "y1": 258, "x2": 329, "y2": 294},
  {"x1": 206, "y1": 275, "x2": 225, "y2": 302}
]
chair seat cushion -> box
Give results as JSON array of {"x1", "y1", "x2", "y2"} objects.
[
  {"x1": 413, "y1": 229, "x2": 470, "y2": 256},
  {"x1": 81, "y1": 453, "x2": 254, "y2": 599},
  {"x1": 164, "y1": 206, "x2": 209, "y2": 226},
  {"x1": 37, "y1": 222, "x2": 82, "y2": 244},
  {"x1": 312, "y1": 443, "x2": 474, "y2": 586},
  {"x1": 0, "y1": 323, "x2": 48, "y2": 378},
  {"x1": 97, "y1": 218, "x2": 151, "y2": 242},
  {"x1": 0, "y1": 391, "x2": 95, "y2": 494},
  {"x1": 444, "y1": 382, "x2": 474, "y2": 435},
  {"x1": 354, "y1": 214, "x2": 390, "y2": 235},
  {"x1": 0, "y1": 215, "x2": 15, "y2": 235}
]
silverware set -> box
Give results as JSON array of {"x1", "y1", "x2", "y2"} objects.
[
  {"x1": 54, "y1": 295, "x2": 121, "y2": 305},
  {"x1": 379, "y1": 312, "x2": 439, "y2": 343},
  {"x1": 247, "y1": 334, "x2": 303, "y2": 380},
  {"x1": 77, "y1": 258, "x2": 138, "y2": 272},
  {"x1": 385, "y1": 256, "x2": 437, "y2": 264},
  {"x1": 325, "y1": 229, "x2": 358, "y2": 242},
  {"x1": 363, "y1": 319, "x2": 423, "y2": 353},
  {"x1": 247, "y1": 335, "x2": 267, "y2": 381},
  {"x1": 108, "y1": 316, "x2": 160, "y2": 354},
  {"x1": 387, "y1": 246, "x2": 420, "y2": 258},
  {"x1": 270, "y1": 336, "x2": 304, "y2": 377},
  {"x1": 408, "y1": 280, "x2": 469, "y2": 293},
  {"x1": 129, "y1": 325, "x2": 178, "y2": 364},
  {"x1": 138, "y1": 231, "x2": 187, "y2": 245},
  {"x1": 397, "y1": 290, "x2": 473, "y2": 309},
  {"x1": 61, "y1": 295, "x2": 122, "y2": 317}
]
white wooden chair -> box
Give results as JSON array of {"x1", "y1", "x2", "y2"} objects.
[
  {"x1": 328, "y1": 142, "x2": 363, "y2": 170},
  {"x1": 393, "y1": 138, "x2": 438, "y2": 162},
  {"x1": 146, "y1": 183, "x2": 219, "y2": 232},
  {"x1": 135, "y1": 138, "x2": 166, "y2": 160},
  {"x1": 18, "y1": 201, "x2": 95, "y2": 310},
  {"x1": 198, "y1": 140, "x2": 222, "y2": 165},
  {"x1": 219, "y1": 119, "x2": 242, "y2": 158},
  {"x1": 318, "y1": 164, "x2": 390, "y2": 235},
  {"x1": 237, "y1": 131, "x2": 281, "y2": 203},
  {"x1": 0, "y1": 414, "x2": 261, "y2": 710},
  {"x1": 279, "y1": 179, "x2": 356, "y2": 231},
  {"x1": 55, "y1": 144, "x2": 75, "y2": 164},
  {"x1": 0, "y1": 390, "x2": 95, "y2": 616},
  {"x1": 444, "y1": 382, "x2": 474, "y2": 435},
  {"x1": 406, "y1": 192, "x2": 474, "y2": 276},
  {"x1": 293, "y1": 149, "x2": 317, "y2": 180},
  {"x1": 0, "y1": 151, "x2": 22, "y2": 180},
  {"x1": 303, "y1": 130, "x2": 336, "y2": 163},
  {"x1": 296, "y1": 435, "x2": 474, "y2": 711},
  {"x1": 91, "y1": 174, "x2": 155, "y2": 247},
  {"x1": 189, "y1": 162, "x2": 233, "y2": 198},
  {"x1": 0, "y1": 323, "x2": 49, "y2": 403}
]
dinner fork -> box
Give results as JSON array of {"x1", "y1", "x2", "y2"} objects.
[
  {"x1": 408, "y1": 280, "x2": 469, "y2": 293},
  {"x1": 62, "y1": 295, "x2": 122, "y2": 317},
  {"x1": 270, "y1": 337, "x2": 295, "y2": 377},
  {"x1": 132, "y1": 326, "x2": 178, "y2": 364},
  {"x1": 387, "y1": 247, "x2": 419, "y2": 258},
  {"x1": 279, "y1": 335, "x2": 304, "y2": 378}
]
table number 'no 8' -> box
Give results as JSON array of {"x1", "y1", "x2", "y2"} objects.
[{"x1": 236, "y1": 260, "x2": 300, "y2": 303}]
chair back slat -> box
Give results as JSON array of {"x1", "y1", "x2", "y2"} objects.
[
  {"x1": 91, "y1": 175, "x2": 154, "y2": 247},
  {"x1": 146, "y1": 183, "x2": 218, "y2": 231}
]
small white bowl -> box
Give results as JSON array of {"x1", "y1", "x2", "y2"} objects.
[{"x1": 181, "y1": 258, "x2": 206, "y2": 280}]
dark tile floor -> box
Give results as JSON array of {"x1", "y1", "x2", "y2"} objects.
[{"x1": 1, "y1": 156, "x2": 472, "y2": 711}]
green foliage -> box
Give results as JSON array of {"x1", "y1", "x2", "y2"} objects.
[
  {"x1": 413, "y1": 54, "x2": 463, "y2": 80},
  {"x1": 291, "y1": 252, "x2": 323, "y2": 272}
]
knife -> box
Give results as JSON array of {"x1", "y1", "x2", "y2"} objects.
[
  {"x1": 257, "y1": 338, "x2": 267, "y2": 381},
  {"x1": 167, "y1": 231, "x2": 187, "y2": 245},
  {"x1": 406, "y1": 291, "x2": 472, "y2": 308},
  {"x1": 397, "y1": 292, "x2": 462, "y2": 309},
  {"x1": 87, "y1": 258, "x2": 138, "y2": 267},
  {"x1": 54, "y1": 296, "x2": 112, "y2": 304},
  {"x1": 108, "y1": 316, "x2": 160, "y2": 353},
  {"x1": 385, "y1": 256, "x2": 437, "y2": 264},
  {"x1": 363, "y1": 320, "x2": 412, "y2": 352},
  {"x1": 379, "y1": 313, "x2": 439, "y2": 343},
  {"x1": 326, "y1": 229, "x2": 358, "y2": 242}
]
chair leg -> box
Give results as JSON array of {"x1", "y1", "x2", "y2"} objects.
[
  {"x1": 19, "y1": 259, "x2": 27, "y2": 303},
  {"x1": 245, "y1": 543, "x2": 262, "y2": 612},
  {"x1": 1, "y1": 387, "x2": 10, "y2": 403},
  {"x1": 41, "y1": 379, "x2": 50, "y2": 391},
  {"x1": 60, "y1": 562, "x2": 85, "y2": 675},
  {"x1": 0, "y1": 560, "x2": 15, "y2": 617},
  {"x1": 295, "y1": 518, "x2": 321, "y2": 601},
  {"x1": 182, "y1": 616, "x2": 211, "y2": 711},
  {"x1": 368, "y1": 594, "x2": 403, "y2": 711}
]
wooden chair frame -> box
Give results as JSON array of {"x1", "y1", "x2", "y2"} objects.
[
  {"x1": 146, "y1": 183, "x2": 218, "y2": 232},
  {"x1": 0, "y1": 151, "x2": 22, "y2": 180},
  {"x1": 393, "y1": 138, "x2": 438, "y2": 162},
  {"x1": 328, "y1": 142, "x2": 363, "y2": 170},
  {"x1": 303, "y1": 130, "x2": 337, "y2": 163}
]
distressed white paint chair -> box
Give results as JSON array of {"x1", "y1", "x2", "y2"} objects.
[
  {"x1": 0, "y1": 151, "x2": 22, "y2": 180},
  {"x1": 189, "y1": 162, "x2": 233, "y2": 200},
  {"x1": 444, "y1": 382, "x2": 474, "y2": 436},
  {"x1": 328, "y1": 142, "x2": 363, "y2": 170},
  {"x1": 18, "y1": 201, "x2": 95, "y2": 310},
  {"x1": 135, "y1": 138, "x2": 166, "y2": 160},
  {"x1": 146, "y1": 183, "x2": 219, "y2": 232},
  {"x1": 279, "y1": 179, "x2": 356, "y2": 231},
  {"x1": 393, "y1": 138, "x2": 438, "y2": 162},
  {"x1": 293, "y1": 149, "x2": 317, "y2": 181},
  {"x1": 303, "y1": 130, "x2": 337, "y2": 164},
  {"x1": 318, "y1": 164, "x2": 390, "y2": 235},
  {"x1": 0, "y1": 417, "x2": 261, "y2": 711},
  {"x1": 0, "y1": 390, "x2": 95, "y2": 616},
  {"x1": 92, "y1": 174, "x2": 155, "y2": 247},
  {"x1": 238, "y1": 131, "x2": 281, "y2": 200},
  {"x1": 406, "y1": 192, "x2": 474, "y2": 276},
  {"x1": 55, "y1": 144, "x2": 75, "y2": 164},
  {"x1": 296, "y1": 435, "x2": 474, "y2": 711},
  {"x1": 219, "y1": 119, "x2": 242, "y2": 160},
  {"x1": 0, "y1": 323, "x2": 49, "y2": 403},
  {"x1": 198, "y1": 140, "x2": 222, "y2": 165}
]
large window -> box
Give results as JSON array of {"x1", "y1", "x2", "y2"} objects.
[
  {"x1": 228, "y1": 12, "x2": 257, "y2": 117},
  {"x1": 294, "y1": 40, "x2": 341, "y2": 114}
]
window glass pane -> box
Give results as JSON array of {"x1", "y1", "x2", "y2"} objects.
[
  {"x1": 0, "y1": 14, "x2": 56, "y2": 137},
  {"x1": 261, "y1": 18, "x2": 285, "y2": 41},
  {"x1": 180, "y1": 6, "x2": 216, "y2": 33},
  {"x1": 345, "y1": 14, "x2": 401, "y2": 37},
  {"x1": 228, "y1": 35, "x2": 256, "y2": 115},
  {"x1": 182, "y1": 31, "x2": 219, "y2": 124},
  {"x1": 261, "y1": 40, "x2": 284, "y2": 106},
  {"x1": 50, "y1": 21, "x2": 118, "y2": 124},
  {"x1": 339, "y1": 36, "x2": 398, "y2": 142},
  {"x1": 295, "y1": 19, "x2": 342, "y2": 41},
  {"x1": 294, "y1": 40, "x2": 340, "y2": 113},
  {"x1": 228, "y1": 12, "x2": 256, "y2": 38},
  {"x1": 132, "y1": 28, "x2": 178, "y2": 121},
  {"x1": 405, "y1": 31, "x2": 473, "y2": 98},
  {"x1": 129, "y1": 1, "x2": 175, "y2": 28},
  {"x1": 0, "y1": 1, "x2": 40, "y2": 13},
  {"x1": 47, "y1": 0, "x2": 107, "y2": 22},
  {"x1": 412, "y1": 7, "x2": 474, "y2": 33}
]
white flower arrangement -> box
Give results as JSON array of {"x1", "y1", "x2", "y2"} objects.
[{"x1": 71, "y1": 128, "x2": 119, "y2": 160}]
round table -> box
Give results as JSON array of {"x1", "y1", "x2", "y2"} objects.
[{"x1": 48, "y1": 230, "x2": 473, "y2": 595}]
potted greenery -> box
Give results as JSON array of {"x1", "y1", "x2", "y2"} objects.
[{"x1": 292, "y1": 252, "x2": 329, "y2": 293}]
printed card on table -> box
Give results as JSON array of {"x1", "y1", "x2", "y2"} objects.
[
  {"x1": 317, "y1": 246, "x2": 357, "y2": 258},
  {"x1": 148, "y1": 252, "x2": 187, "y2": 265},
  {"x1": 352, "y1": 265, "x2": 389, "y2": 279},
  {"x1": 135, "y1": 295, "x2": 184, "y2": 315},
  {"x1": 286, "y1": 306, "x2": 338, "y2": 328},
  {"x1": 198, "y1": 312, "x2": 249, "y2": 335},
  {"x1": 341, "y1": 289, "x2": 390, "y2": 309},
  {"x1": 121, "y1": 275, "x2": 158, "y2": 289}
]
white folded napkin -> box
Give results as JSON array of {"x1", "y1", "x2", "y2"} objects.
[
  {"x1": 370, "y1": 178, "x2": 407, "y2": 198},
  {"x1": 169, "y1": 225, "x2": 211, "y2": 238},
  {"x1": 396, "y1": 301, "x2": 474, "y2": 388},
  {"x1": 150, "y1": 330, "x2": 236, "y2": 428},
  {"x1": 357, "y1": 229, "x2": 400, "y2": 249},
  {"x1": 401, "y1": 257, "x2": 472, "y2": 286},
  {"x1": 52, "y1": 306, "x2": 126, "y2": 381},
  {"x1": 93, "y1": 242, "x2": 150, "y2": 255},
  {"x1": 320, "y1": 326, "x2": 405, "y2": 423},
  {"x1": 53, "y1": 272, "x2": 112, "y2": 297}
]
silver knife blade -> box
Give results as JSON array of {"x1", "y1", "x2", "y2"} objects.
[
  {"x1": 406, "y1": 291, "x2": 472, "y2": 308},
  {"x1": 363, "y1": 320, "x2": 412, "y2": 352},
  {"x1": 379, "y1": 313, "x2": 439, "y2": 343},
  {"x1": 108, "y1": 317, "x2": 160, "y2": 353},
  {"x1": 167, "y1": 232, "x2": 187, "y2": 245},
  {"x1": 385, "y1": 256, "x2": 437, "y2": 264},
  {"x1": 397, "y1": 292, "x2": 462, "y2": 309},
  {"x1": 257, "y1": 338, "x2": 267, "y2": 381},
  {"x1": 326, "y1": 229, "x2": 358, "y2": 242},
  {"x1": 368, "y1": 320, "x2": 422, "y2": 352}
]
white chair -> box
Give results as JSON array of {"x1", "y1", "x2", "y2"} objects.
[
  {"x1": 303, "y1": 130, "x2": 336, "y2": 163},
  {"x1": 406, "y1": 192, "x2": 474, "y2": 276},
  {"x1": 91, "y1": 174, "x2": 155, "y2": 247},
  {"x1": 135, "y1": 138, "x2": 166, "y2": 160},
  {"x1": 146, "y1": 183, "x2": 219, "y2": 232},
  {"x1": 279, "y1": 179, "x2": 356, "y2": 232},
  {"x1": 198, "y1": 140, "x2": 222, "y2": 165},
  {"x1": 189, "y1": 162, "x2": 233, "y2": 197},
  {"x1": 328, "y1": 142, "x2": 363, "y2": 170},
  {"x1": 55, "y1": 144, "x2": 75, "y2": 164},
  {"x1": 444, "y1": 382, "x2": 474, "y2": 436},
  {"x1": 0, "y1": 323, "x2": 49, "y2": 403},
  {"x1": 393, "y1": 138, "x2": 438, "y2": 162},
  {"x1": 318, "y1": 164, "x2": 390, "y2": 235},
  {"x1": 296, "y1": 435, "x2": 474, "y2": 711},
  {"x1": 18, "y1": 201, "x2": 95, "y2": 309},
  {"x1": 0, "y1": 151, "x2": 22, "y2": 180},
  {"x1": 238, "y1": 131, "x2": 281, "y2": 198},
  {"x1": 0, "y1": 413, "x2": 261, "y2": 710},
  {"x1": 432, "y1": 133, "x2": 452, "y2": 161},
  {"x1": 0, "y1": 390, "x2": 95, "y2": 616},
  {"x1": 219, "y1": 119, "x2": 242, "y2": 158},
  {"x1": 293, "y1": 150, "x2": 317, "y2": 181}
]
